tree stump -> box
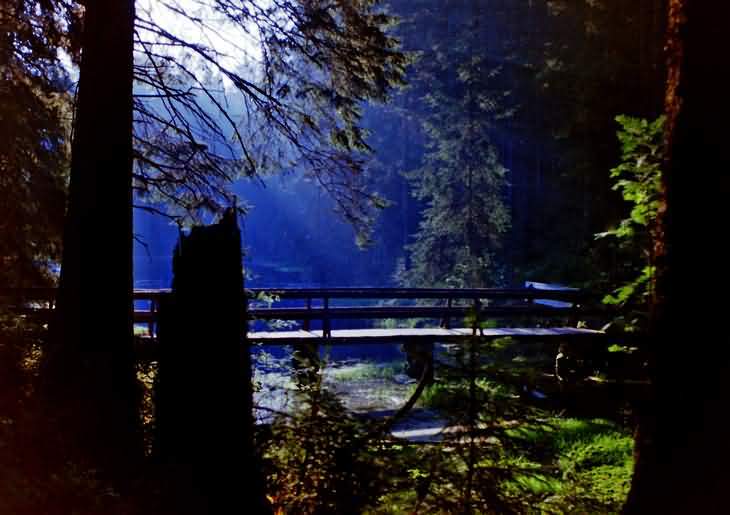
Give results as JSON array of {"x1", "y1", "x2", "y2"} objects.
[{"x1": 154, "y1": 209, "x2": 270, "y2": 513}]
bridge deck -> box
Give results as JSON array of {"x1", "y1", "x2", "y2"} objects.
[{"x1": 247, "y1": 326, "x2": 604, "y2": 344}]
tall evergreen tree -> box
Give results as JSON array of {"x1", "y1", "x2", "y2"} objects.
[
  {"x1": 379, "y1": 0, "x2": 664, "y2": 290},
  {"x1": 398, "y1": 3, "x2": 510, "y2": 288}
]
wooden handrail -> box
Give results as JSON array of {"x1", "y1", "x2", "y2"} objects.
[
  {"x1": 2, "y1": 287, "x2": 606, "y2": 340},
  {"x1": 246, "y1": 287, "x2": 589, "y2": 302},
  {"x1": 246, "y1": 305, "x2": 602, "y2": 320},
  {"x1": 1, "y1": 286, "x2": 591, "y2": 303}
]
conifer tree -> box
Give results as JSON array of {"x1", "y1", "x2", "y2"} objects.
[{"x1": 399, "y1": 7, "x2": 510, "y2": 288}]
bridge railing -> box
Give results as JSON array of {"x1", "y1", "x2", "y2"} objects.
[
  {"x1": 1, "y1": 286, "x2": 605, "y2": 340},
  {"x1": 245, "y1": 287, "x2": 600, "y2": 337}
]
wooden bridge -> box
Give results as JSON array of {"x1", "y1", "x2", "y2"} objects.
[
  {"x1": 2, "y1": 286, "x2": 607, "y2": 346},
  {"x1": 245, "y1": 287, "x2": 605, "y2": 343}
]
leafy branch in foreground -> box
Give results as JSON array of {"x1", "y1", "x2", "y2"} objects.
[{"x1": 596, "y1": 115, "x2": 664, "y2": 330}]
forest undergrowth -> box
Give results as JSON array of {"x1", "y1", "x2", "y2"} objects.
[{"x1": 1, "y1": 318, "x2": 643, "y2": 514}]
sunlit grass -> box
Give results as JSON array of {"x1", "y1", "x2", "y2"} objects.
[
  {"x1": 501, "y1": 416, "x2": 634, "y2": 511},
  {"x1": 328, "y1": 361, "x2": 403, "y2": 382},
  {"x1": 417, "y1": 377, "x2": 519, "y2": 411},
  {"x1": 133, "y1": 324, "x2": 150, "y2": 336}
]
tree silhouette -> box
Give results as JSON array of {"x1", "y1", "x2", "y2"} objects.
[
  {"x1": 44, "y1": 0, "x2": 141, "y2": 474},
  {"x1": 0, "y1": 0, "x2": 73, "y2": 288},
  {"x1": 44, "y1": 0, "x2": 408, "y2": 492},
  {"x1": 624, "y1": 1, "x2": 730, "y2": 512}
]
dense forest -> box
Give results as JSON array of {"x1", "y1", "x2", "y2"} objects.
[
  {"x1": 135, "y1": 0, "x2": 665, "y2": 294},
  {"x1": 1, "y1": 0, "x2": 729, "y2": 513}
]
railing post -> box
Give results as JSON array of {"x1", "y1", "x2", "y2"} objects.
[
  {"x1": 303, "y1": 296, "x2": 311, "y2": 331},
  {"x1": 569, "y1": 295, "x2": 581, "y2": 327},
  {"x1": 323, "y1": 295, "x2": 330, "y2": 338},
  {"x1": 441, "y1": 297, "x2": 452, "y2": 329},
  {"x1": 148, "y1": 296, "x2": 157, "y2": 337},
  {"x1": 472, "y1": 297, "x2": 483, "y2": 336}
]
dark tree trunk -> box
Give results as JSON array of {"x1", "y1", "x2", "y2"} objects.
[
  {"x1": 624, "y1": 1, "x2": 730, "y2": 512},
  {"x1": 155, "y1": 211, "x2": 271, "y2": 514},
  {"x1": 43, "y1": 0, "x2": 140, "y2": 469}
]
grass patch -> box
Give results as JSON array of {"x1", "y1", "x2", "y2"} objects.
[
  {"x1": 257, "y1": 345, "x2": 635, "y2": 513},
  {"x1": 133, "y1": 324, "x2": 151, "y2": 336},
  {"x1": 329, "y1": 361, "x2": 403, "y2": 382},
  {"x1": 509, "y1": 472, "x2": 563, "y2": 497},
  {"x1": 418, "y1": 378, "x2": 520, "y2": 411},
  {"x1": 413, "y1": 370, "x2": 634, "y2": 513},
  {"x1": 502, "y1": 417, "x2": 633, "y2": 511}
]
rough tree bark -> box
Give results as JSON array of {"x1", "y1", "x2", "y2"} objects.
[
  {"x1": 43, "y1": 0, "x2": 141, "y2": 470},
  {"x1": 624, "y1": 1, "x2": 730, "y2": 512}
]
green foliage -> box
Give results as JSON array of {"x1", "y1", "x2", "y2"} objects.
[
  {"x1": 253, "y1": 332, "x2": 635, "y2": 514},
  {"x1": 549, "y1": 418, "x2": 624, "y2": 453},
  {"x1": 598, "y1": 115, "x2": 664, "y2": 243},
  {"x1": 560, "y1": 432, "x2": 632, "y2": 477},
  {"x1": 262, "y1": 387, "x2": 390, "y2": 514},
  {"x1": 417, "y1": 381, "x2": 458, "y2": 410},
  {"x1": 597, "y1": 115, "x2": 664, "y2": 330},
  {"x1": 602, "y1": 265, "x2": 654, "y2": 309},
  {"x1": 418, "y1": 377, "x2": 516, "y2": 411}
]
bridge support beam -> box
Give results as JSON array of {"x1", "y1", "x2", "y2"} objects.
[{"x1": 402, "y1": 339, "x2": 434, "y2": 384}]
